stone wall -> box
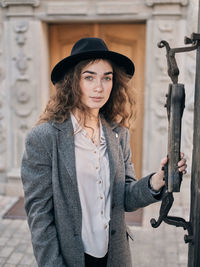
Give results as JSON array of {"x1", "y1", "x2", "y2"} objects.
[
  {"x1": 0, "y1": 6, "x2": 6, "y2": 194},
  {"x1": 0, "y1": 0, "x2": 197, "y2": 195}
]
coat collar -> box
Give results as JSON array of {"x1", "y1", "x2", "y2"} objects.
[
  {"x1": 51, "y1": 118, "x2": 74, "y2": 134},
  {"x1": 51, "y1": 116, "x2": 119, "y2": 131}
]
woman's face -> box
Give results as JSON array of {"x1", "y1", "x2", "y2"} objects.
[{"x1": 79, "y1": 59, "x2": 113, "y2": 114}]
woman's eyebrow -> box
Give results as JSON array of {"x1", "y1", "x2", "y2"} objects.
[
  {"x1": 104, "y1": 72, "x2": 113, "y2": 75},
  {"x1": 82, "y1": 70, "x2": 96, "y2": 75},
  {"x1": 82, "y1": 70, "x2": 113, "y2": 75}
]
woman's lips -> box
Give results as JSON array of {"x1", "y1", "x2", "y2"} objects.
[{"x1": 90, "y1": 97, "x2": 104, "y2": 102}]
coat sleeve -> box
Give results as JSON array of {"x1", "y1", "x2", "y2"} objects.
[
  {"x1": 21, "y1": 127, "x2": 67, "y2": 267},
  {"x1": 122, "y1": 128, "x2": 162, "y2": 212}
]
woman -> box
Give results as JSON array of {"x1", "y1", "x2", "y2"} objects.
[{"x1": 21, "y1": 37, "x2": 187, "y2": 267}]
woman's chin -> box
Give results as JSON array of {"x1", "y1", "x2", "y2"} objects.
[{"x1": 86, "y1": 103, "x2": 105, "y2": 110}]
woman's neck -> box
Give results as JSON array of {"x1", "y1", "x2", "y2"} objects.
[
  {"x1": 73, "y1": 108, "x2": 100, "y2": 146},
  {"x1": 73, "y1": 109, "x2": 100, "y2": 129}
]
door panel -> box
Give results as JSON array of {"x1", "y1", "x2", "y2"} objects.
[{"x1": 49, "y1": 23, "x2": 146, "y2": 178}]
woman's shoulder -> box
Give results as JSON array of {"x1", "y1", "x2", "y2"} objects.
[
  {"x1": 108, "y1": 121, "x2": 129, "y2": 136},
  {"x1": 114, "y1": 125, "x2": 128, "y2": 134},
  {"x1": 102, "y1": 117, "x2": 127, "y2": 132},
  {"x1": 104, "y1": 120, "x2": 129, "y2": 147},
  {"x1": 102, "y1": 118, "x2": 128, "y2": 140},
  {"x1": 26, "y1": 121, "x2": 55, "y2": 143}
]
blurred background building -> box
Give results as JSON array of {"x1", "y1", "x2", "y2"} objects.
[{"x1": 0, "y1": 0, "x2": 198, "y2": 196}]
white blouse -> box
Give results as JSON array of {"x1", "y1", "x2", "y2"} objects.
[{"x1": 71, "y1": 113, "x2": 111, "y2": 258}]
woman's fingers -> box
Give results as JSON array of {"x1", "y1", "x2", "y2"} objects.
[
  {"x1": 178, "y1": 153, "x2": 187, "y2": 173},
  {"x1": 178, "y1": 163, "x2": 187, "y2": 173},
  {"x1": 160, "y1": 152, "x2": 187, "y2": 174},
  {"x1": 180, "y1": 152, "x2": 185, "y2": 158},
  {"x1": 160, "y1": 157, "x2": 168, "y2": 169}
]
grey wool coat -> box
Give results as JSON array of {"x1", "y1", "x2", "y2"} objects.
[{"x1": 21, "y1": 116, "x2": 160, "y2": 267}]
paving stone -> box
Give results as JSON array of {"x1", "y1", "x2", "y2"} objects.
[
  {"x1": 0, "y1": 237, "x2": 9, "y2": 246},
  {"x1": 0, "y1": 257, "x2": 6, "y2": 264},
  {"x1": 6, "y1": 252, "x2": 23, "y2": 264},
  {"x1": 1, "y1": 231, "x2": 14, "y2": 239},
  {"x1": 19, "y1": 253, "x2": 35, "y2": 265},
  {"x1": 32, "y1": 261, "x2": 38, "y2": 267},
  {"x1": 26, "y1": 245, "x2": 34, "y2": 254},
  {"x1": 5, "y1": 238, "x2": 19, "y2": 247},
  {"x1": 14, "y1": 243, "x2": 28, "y2": 253},
  {"x1": 0, "y1": 247, "x2": 14, "y2": 258}
]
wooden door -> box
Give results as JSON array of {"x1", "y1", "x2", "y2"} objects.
[{"x1": 49, "y1": 23, "x2": 146, "y2": 178}]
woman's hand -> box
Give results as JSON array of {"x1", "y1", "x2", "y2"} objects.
[{"x1": 150, "y1": 152, "x2": 187, "y2": 192}]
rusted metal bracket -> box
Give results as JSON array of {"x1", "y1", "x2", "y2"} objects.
[
  {"x1": 158, "y1": 33, "x2": 200, "y2": 84},
  {"x1": 151, "y1": 191, "x2": 193, "y2": 244},
  {"x1": 150, "y1": 33, "x2": 200, "y2": 244}
]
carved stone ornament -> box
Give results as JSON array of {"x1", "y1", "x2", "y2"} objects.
[
  {"x1": 13, "y1": 50, "x2": 31, "y2": 77},
  {"x1": 12, "y1": 80, "x2": 34, "y2": 117},
  {"x1": 158, "y1": 21, "x2": 173, "y2": 33},
  {"x1": 1, "y1": 0, "x2": 40, "y2": 7},
  {"x1": 13, "y1": 21, "x2": 31, "y2": 79},
  {"x1": 14, "y1": 21, "x2": 28, "y2": 35},
  {"x1": 146, "y1": 0, "x2": 188, "y2": 6}
]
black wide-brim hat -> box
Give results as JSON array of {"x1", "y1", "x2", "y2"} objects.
[{"x1": 51, "y1": 37, "x2": 135, "y2": 85}]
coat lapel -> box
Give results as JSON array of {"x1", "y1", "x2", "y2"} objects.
[
  {"x1": 52, "y1": 118, "x2": 82, "y2": 235},
  {"x1": 52, "y1": 118, "x2": 78, "y2": 188}
]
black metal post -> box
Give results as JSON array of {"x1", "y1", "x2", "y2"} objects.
[{"x1": 188, "y1": 1, "x2": 200, "y2": 266}]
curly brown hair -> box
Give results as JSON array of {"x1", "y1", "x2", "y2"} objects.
[{"x1": 36, "y1": 59, "x2": 135, "y2": 128}]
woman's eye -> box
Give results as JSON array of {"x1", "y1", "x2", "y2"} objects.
[
  {"x1": 104, "y1": 76, "x2": 112, "y2": 81},
  {"x1": 85, "y1": 76, "x2": 93, "y2": 81}
]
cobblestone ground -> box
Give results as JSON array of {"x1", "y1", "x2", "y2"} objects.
[
  {"x1": 0, "y1": 196, "x2": 37, "y2": 267},
  {"x1": 130, "y1": 177, "x2": 190, "y2": 267},
  {"x1": 0, "y1": 177, "x2": 190, "y2": 267}
]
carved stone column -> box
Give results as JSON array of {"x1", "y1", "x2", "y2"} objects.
[
  {"x1": 2, "y1": 0, "x2": 50, "y2": 195},
  {"x1": 5, "y1": 20, "x2": 36, "y2": 195},
  {"x1": 142, "y1": 0, "x2": 188, "y2": 175}
]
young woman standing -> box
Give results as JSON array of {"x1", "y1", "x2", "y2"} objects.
[{"x1": 21, "y1": 37, "x2": 187, "y2": 267}]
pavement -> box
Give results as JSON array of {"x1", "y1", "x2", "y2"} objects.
[{"x1": 0, "y1": 176, "x2": 190, "y2": 267}]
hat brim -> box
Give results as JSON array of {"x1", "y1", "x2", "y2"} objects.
[{"x1": 51, "y1": 50, "x2": 135, "y2": 85}]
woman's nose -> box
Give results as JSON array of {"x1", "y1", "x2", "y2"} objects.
[{"x1": 94, "y1": 79, "x2": 103, "y2": 92}]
